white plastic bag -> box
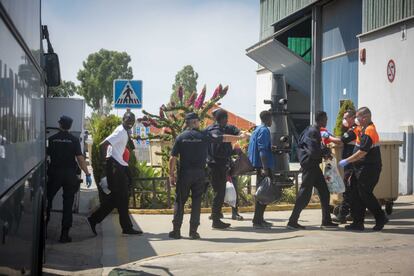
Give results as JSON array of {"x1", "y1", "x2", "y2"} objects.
[
  {"x1": 323, "y1": 157, "x2": 345, "y2": 193},
  {"x1": 224, "y1": 180, "x2": 237, "y2": 207},
  {"x1": 99, "y1": 177, "x2": 111, "y2": 195}
]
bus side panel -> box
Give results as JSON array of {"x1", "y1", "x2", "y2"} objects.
[
  {"x1": 0, "y1": 1, "x2": 46, "y2": 274},
  {"x1": 0, "y1": 163, "x2": 45, "y2": 275}
]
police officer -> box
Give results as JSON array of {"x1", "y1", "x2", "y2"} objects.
[
  {"x1": 206, "y1": 109, "x2": 243, "y2": 229},
  {"x1": 168, "y1": 112, "x2": 245, "y2": 239},
  {"x1": 339, "y1": 107, "x2": 387, "y2": 231},
  {"x1": 327, "y1": 109, "x2": 358, "y2": 223},
  {"x1": 87, "y1": 111, "x2": 142, "y2": 236},
  {"x1": 47, "y1": 115, "x2": 92, "y2": 243},
  {"x1": 287, "y1": 111, "x2": 338, "y2": 230}
]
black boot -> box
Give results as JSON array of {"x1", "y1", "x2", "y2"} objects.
[
  {"x1": 232, "y1": 208, "x2": 244, "y2": 221},
  {"x1": 169, "y1": 225, "x2": 182, "y2": 239},
  {"x1": 345, "y1": 223, "x2": 365, "y2": 231},
  {"x1": 59, "y1": 229, "x2": 72, "y2": 243},
  {"x1": 208, "y1": 213, "x2": 224, "y2": 220},
  {"x1": 373, "y1": 216, "x2": 389, "y2": 231},
  {"x1": 189, "y1": 225, "x2": 200, "y2": 240},
  {"x1": 212, "y1": 219, "x2": 231, "y2": 229},
  {"x1": 122, "y1": 228, "x2": 143, "y2": 235}
]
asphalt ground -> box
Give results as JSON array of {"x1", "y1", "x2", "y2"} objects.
[{"x1": 43, "y1": 193, "x2": 414, "y2": 276}]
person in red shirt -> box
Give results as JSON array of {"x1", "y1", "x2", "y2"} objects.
[{"x1": 320, "y1": 127, "x2": 334, "y2": 145}]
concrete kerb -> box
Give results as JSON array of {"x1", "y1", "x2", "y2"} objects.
[{"x1": 128, "y1": 203, "x2": 321, "y2": 215}]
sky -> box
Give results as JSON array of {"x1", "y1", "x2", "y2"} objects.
[{"x1": 42, "y1": 0, "x2": 260, "y2": 122}]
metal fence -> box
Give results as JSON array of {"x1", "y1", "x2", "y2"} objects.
[
  {"x1": 129, "y1": 177, "x2": 172, "y2": 209},
  {"x1": 128, "y1": 170, "x2": 301, "y2": 209}
]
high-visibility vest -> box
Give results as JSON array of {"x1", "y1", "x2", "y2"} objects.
[{"x1": 356, "y1": 123, "x2": 379, "y2": 148}]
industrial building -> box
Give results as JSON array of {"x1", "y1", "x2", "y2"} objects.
[{"x1": 246, "y1": 0, "x2": 414, "y2": 194}]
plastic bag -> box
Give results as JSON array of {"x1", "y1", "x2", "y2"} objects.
[
  {"x1": 99, "y1": 177, "x2": 111, "y2": 195},
  {"x1": 230, "y1": 152, "x2": 254, "y2": 176},
  {"x1": 323, "y1": 157, "x2": 345, "y2": 193},
  {"x1": 255, "y1": 176, "x2": 280, "y2": 205},
  {"x1": 224, "y1": 180, "x2": 237, "y2": 207}
]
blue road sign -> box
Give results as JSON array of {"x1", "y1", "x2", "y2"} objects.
[
  {"x1": 135, "y1": 124, "x2": 150, "y2": 147},
  {"x1": 113, "y1": 79, "x2": 142, "y2": 109}
]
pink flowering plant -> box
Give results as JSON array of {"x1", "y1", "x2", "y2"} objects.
[{"x1": 137, "y1": 84, "x2": 229, "y2": 175}]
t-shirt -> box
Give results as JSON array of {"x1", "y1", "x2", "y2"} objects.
[
  {"x1": 320, "y1": 127, "x2": 333, "y2": 145},
  {"x1": 171, "y1": 128, "x2": 223, "y2": 170},
  {"x1": 106, "y1": 125, "x2": 129, "y2": 166},
  {"x1": 47, "y1": 131, "x2": 82, "y2": 170},
  {"x1": 206, "y1": 123, "x2": 240, "y2": 165},
  {"x1": 247, "y1": 124, "x2": 274, "y2": 169},
  {"x1": 354, "y1": 123, "x2": 381, "y2": 167}
]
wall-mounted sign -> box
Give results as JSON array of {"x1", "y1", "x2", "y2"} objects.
[{"x1": 387, "y1": 59, "x2": 396, "y2": 83}]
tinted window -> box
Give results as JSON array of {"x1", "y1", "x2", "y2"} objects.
[
  {"x1": 0, "y1": 18, "x2": 45, "y2": 196},
  {"x1": 0, "y1": 0, "x2": 41, "y2": 63}
]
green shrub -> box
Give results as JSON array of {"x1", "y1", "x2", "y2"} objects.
[
  {"x1": 131, "y1": 162, "x2": 171, "y2": 209},
  {"x1": 333, "y1": 100, "x2": 356, "y2": 136},
  {"x1": 280, "y1": 186, "x2": 296, "y2": 204}
]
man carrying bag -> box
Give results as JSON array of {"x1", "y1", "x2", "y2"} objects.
[{"x1": 247, "y1": 111, "x2": 275, "y2": 229}]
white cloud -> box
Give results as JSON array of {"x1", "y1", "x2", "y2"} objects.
[{"x1": 42, "y1": 0, "x2": 259, "y2": 121}]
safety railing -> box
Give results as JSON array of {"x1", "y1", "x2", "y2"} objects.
[
  {"x1": 129, "y1": 177, "x2": 172, "y2": 209},
  {"x1": 128, "y1": 170, "x2": 302, "y2": 209}
]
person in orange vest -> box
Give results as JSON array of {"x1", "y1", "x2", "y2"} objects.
[{"x1": 338, "y1": 107, "x2": 387, "y2": 231}]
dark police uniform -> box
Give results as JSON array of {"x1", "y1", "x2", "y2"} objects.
[
  {"x1": 337, "y1": 125, "x2": 360, "y2": 219},
  {"x1": 206, "y1": 123, "x2": 240, "y2": 221},
  {"x1": 289, "y1": 125, "x2": 333, "y2": 225},
  {"x1": 171, "y1": 128, "x2": 222, "y2": 232},
  {"x1": 350, "y1": 122, "x2": 385, "y2": 225},
  {"x1": 46, "y1": 130, "x2": 82, "y2": 231}
]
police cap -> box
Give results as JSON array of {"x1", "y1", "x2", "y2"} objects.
[
  {"x1": 185, "y1": 112, "x2": 199, "y2": 121},
  {"x1": 58, "y1": 115, "x2": 73, "y2": 130}
]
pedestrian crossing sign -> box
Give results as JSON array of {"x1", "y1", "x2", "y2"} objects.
[{"x1": 113, "y1": 79, "x2": 142, "y2": 109}]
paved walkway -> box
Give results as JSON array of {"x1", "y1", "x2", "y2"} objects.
[{"x1": 44, "y1": 192, "x2": 414, "y2": 276}]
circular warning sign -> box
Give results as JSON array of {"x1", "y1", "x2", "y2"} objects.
[{"x1": 387, "y1": 59, "x2": 396, "y2": 83}]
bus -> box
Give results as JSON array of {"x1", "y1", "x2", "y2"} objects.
[{"x1": 0, "y1": 1, "x2": 60, "y2": 274}]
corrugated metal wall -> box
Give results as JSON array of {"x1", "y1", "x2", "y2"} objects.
[
  {"x1": 260, "y1": 0, "x2": 318, "y2": 39},
  {"x1": 322, "y1": 0, "x2": 362, "y2": 58},
  {"x1": 363, "y1": 0, "x2": 414, "y2": 33},
  {"x1": 321, "y1": 0, "x2": 361, "y2": 132},
  {"x1": 322, "y1": 52, "x2": 359, "y2": 131}
]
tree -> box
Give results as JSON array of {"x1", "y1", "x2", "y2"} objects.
[
  {"x1": 48, "y1": 80, "x2": 78, "y2": 97},
  {"x1": 139, "y1": 84, "x2": 228, "y2": 176},
  {"x1": 334, "y1": 99, "x2": 356, "y2": 136},
  {"x1": 77, "y1": 49, "x2": 133, "y2": 113},
  {"x1": 170, "y1": 65, "x2": 198, "y2": 104}
]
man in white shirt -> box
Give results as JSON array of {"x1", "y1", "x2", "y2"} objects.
[{"x1": 87, "y1": 111, "x2": 142, "y2": 235}]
